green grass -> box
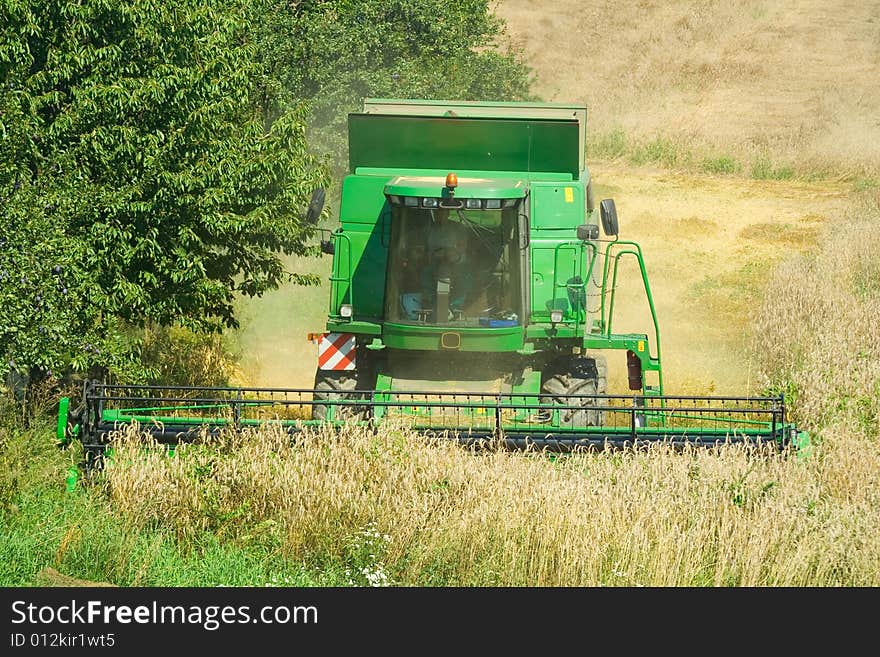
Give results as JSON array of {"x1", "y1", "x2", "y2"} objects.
[
  {"x1": 587, "y1": 129, "x2": 696, "y2": 169},
  {"x1": 687, "y1": 259, "x2": 771, "y2": 324},
  {"x1": 0, "y1": 420, "x2": 335, "y2": 586},
  {"x1": 853, "y1": 177, "x2": 879, "y2": 192},
  {"x1": 750, "y1": 155, "x2": 795, "y2": 181},
  {"x1": 586, "y1": 127, "x2": 629, "y2": 160},
  {"x1": 629, "y1": 136, "x2": 693, "y2": 168},
  {"x1": 700, "y1": 154, "x2": 742, "y2": 175},
  {"x1": 1, "y1": 491, "x2": 323, "y2": 586},
  {"x1": 585, "y1": 128, "x2": 856, "y2": 183}
]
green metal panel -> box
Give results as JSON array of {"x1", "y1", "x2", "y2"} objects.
[
  {"x1": 349, "y1": 114, "x2": 581, "y2": 179},
  {"x1": 339, "y1": 175, "x2": 392, "y2": 223},
  {"x1": 382, "y1": 322, "x2": 523, "y2": 352},
  {"x1": 56, "y1": 396, "x2": 69, "y2": 443},
  {"x1": 325, "y1": 320, "x2": 382, "y2": 336},
  {"x1": 361, "y1": 99, "x2": 587, "y2": 172},
  {"x1": 384, "y1": 175, "x2": 528, "y2": 199},
  {"x1": 357, "y1": 167, "x2": 572, "y2": 183},
  {"x1": 330, "y1": 175, "x2": 393, "y2": 320},
  {"x1": 330, "y1": 226, "x2": 388, "y2": 321},
  {"x1": 526, "y1": 183, "x2": 588, "y2": 325},
  {"x1": 530, "y1": 236, "x2": 580, "y2": 321},
  {"x1": 530, "y1": 182, "x2": 584, "y2": 229}
]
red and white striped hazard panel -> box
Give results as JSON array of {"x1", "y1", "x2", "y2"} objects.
[{"x1": 317, "y1": 333, "x2": 356, "y2": 371}]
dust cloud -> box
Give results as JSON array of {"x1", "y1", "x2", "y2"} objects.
[{"x1": 231, "y1": 256, "x2": 331, "y2": 388}]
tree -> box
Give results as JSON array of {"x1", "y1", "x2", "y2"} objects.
[
  {"x1": 0, "y1": 0, "x2": 534, "y2": 385},
  {"x1": 1, "y1": 0, "x2": 329, "y2": 380},
  {"x1": 249, "y1": 0, "x2": 535, "y2": 171}
]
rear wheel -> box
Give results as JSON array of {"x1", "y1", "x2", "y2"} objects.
[{"x1": 540, "y1": 356, "x2": 606, "y2": 427}]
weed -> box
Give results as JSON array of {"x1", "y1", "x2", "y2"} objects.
[
  {"x1": 751, "y1": 155, "x2": 795, "y2": 181},
  {"x1": 701, "y1": 155, "x2": 742, "y2": 175},
  {"x1": 587, "y1": 128, "x2": 628, "y2": 160},
  {"x1": 629, "y1": 136, "x2": 691, "y2": 168},
  {"x1": 853, "y1": 177, "x2": 878, "y2": 192}
]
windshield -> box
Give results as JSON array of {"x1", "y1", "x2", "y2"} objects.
[{"x1": 384, "y1": 202, "x2": 523, "y2": 327}]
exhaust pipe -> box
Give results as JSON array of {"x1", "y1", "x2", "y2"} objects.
[{"x1": 626, "y1": 350, "x2": 643, "y2": 391}]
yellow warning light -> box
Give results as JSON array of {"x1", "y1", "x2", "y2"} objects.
[{"x1": 445, "y1": 172, "x2": 458, "y2": 189}]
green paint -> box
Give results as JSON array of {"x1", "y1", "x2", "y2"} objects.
[
  {"x1": 384, "y1": 176, "x2": 528, "y2": 199},
  {"x1": 325, "y1": 320, "x2": 382, "y2": 335},
  {"x1": 65, "y1": 466, "x2": 79, "y2": 493},
  {"x1": 56, "y1": 397, "x2": 69, "y2": 443},
  {"x1": 530, "y1": 182, "x2": 585, "y2": 229},
  {"x1": 382, "y1": 322, "x2": 523, "y2": 352},
  {"x1": 356, "y1": 167, "x2": 571, "y2": 183},
  {"x1": 793, "y1": 430, "x2": 812, "y2": 460},
  {"x1": 349, "y1": 114, "x2": 581, "y2": 179},
  {"x1": 321, "y1": 100, "x2": 670, "y2": 397}
]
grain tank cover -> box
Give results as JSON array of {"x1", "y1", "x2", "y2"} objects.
[{"x1": 349, "y1": 99, "x2": 586, "y2": 180}]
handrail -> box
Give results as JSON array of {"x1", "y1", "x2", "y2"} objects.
[
  {"x1": 328, "y1": 231, "x2": 353, "y2": 318},
  {"x1": 550, "y1": 241, "x2": 598, "y2": 335},
  {"x1": 600, "y1": 241, "x2": 662, "y2": 362}
]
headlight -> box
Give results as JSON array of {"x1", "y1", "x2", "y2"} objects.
[
  {"x1": 340, "y1": 304, "x2": 353, "y2": 318},
  {"x1": 550, "y1": 310, "x2": 563, "y2": 323}
]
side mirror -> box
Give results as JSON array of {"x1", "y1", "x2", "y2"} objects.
[
  {"x1": 304, "y1": 188, "x2": 326, "y2": 225},
  {"x1": 599, "y1": 198, "x2": 619, "y2": 237},
  {"x1": 320, "y1": 239, "x2": 335, "y2": 255},
  {"x1": 576, "y1": 224, "x2": 599, "y2": 241}
]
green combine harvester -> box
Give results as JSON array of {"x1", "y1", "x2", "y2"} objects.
[{"x1": 58, "y1": 99, "x2": 808, "y2": 465}]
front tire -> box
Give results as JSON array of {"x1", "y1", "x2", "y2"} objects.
[
  {"x1": 312, "y1": 370, "x2": 367, "y2": 422},
  {"x1": 540, "y1": 356, "x2": 607, "y2": 427}
]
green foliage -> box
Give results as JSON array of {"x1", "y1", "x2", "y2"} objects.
[
  {"x1": 135, "y1": 323, "x2": 241, "y2": 386},
  {"x1": 0, "y1": 200, "x2": 101, "y2": 378},
  {"x1": 249, "y1": 0, "x2": 535, "y2": 173},
  {"x1": 1, "y1": 0, "x2": 533, "y2": 383},
  {"x1": 1, "y1": 0, "x2": 329, "y2": 379}
]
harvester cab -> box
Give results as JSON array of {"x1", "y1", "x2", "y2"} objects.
[{"x1": 58, "y1": 99, "x2": 809, "y2": 471}]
